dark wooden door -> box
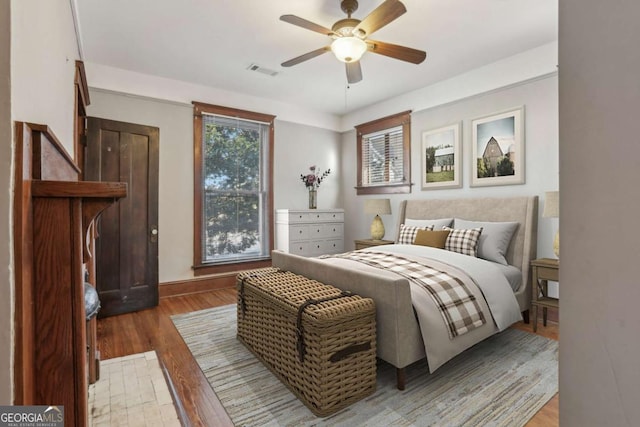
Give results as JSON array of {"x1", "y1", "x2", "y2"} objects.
[{"x1": 86, "y1": 117, "x2": 159, "y2": 317}]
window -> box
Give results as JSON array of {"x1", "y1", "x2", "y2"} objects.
[
  {"x1": 355, "y1": 110, "x2": 412, "y2": 195},
  {"x1": 193, "y1": 102, "x2": 275, "y2": 275}
]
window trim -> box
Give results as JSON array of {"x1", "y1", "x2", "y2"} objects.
[
  {"x1": 355, "y1": 110, "x2": 412, "y2": 195},
  {"x1": 192, "y1": 101, "x2": 275, "y2": 276}
]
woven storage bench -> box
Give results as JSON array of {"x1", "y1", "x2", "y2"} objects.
[{"x1": 236, "y1": 267, "x2": 376, "y2": 417}]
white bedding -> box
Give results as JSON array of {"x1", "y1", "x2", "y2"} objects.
[{"x1": 321, "y1": 244, "x2": 522, "y2": 372}]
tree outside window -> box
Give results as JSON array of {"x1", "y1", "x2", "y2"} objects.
[{"x1": 193, "y1": 102, "x2": 275, "y2": 275}]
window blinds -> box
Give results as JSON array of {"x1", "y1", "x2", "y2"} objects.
[{"x1": 361, "y1": 125, "x2": 404, "y2": 186}]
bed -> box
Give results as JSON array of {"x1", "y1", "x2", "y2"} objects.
[{"x1": 272, "y1": 196, "x2": 538, "y2": 389}]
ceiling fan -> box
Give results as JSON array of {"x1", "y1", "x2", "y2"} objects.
[{"x1": 280, "y1": 0, "x2": 427, "y2": 84}]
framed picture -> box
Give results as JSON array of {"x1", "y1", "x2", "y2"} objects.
[
  {"x1": 421, "y1": 122, "x2": 462, "y2": 190},
  {"x1": 471, "y1": 106, "x2": 525, "y2": 187}
]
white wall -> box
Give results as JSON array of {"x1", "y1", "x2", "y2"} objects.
[
  {"x1": 273, "y1": 121, "x2": 342, "y2": 211},
  {"x1": 341, "y1": 75, "x2": 559, "y2": 262},
  {"x1": 87, "y1": 89, "x2": 342, "y2": 283},
  {"x1": 340, "y1": 42, "x2": 558, "y2": 132},
  {"x1": 0, "y1": 0, "x2": 13, "y2": 405},
  {"x1": 559, "y1": 0, "x2": 640, "y2": 425},
  {"x1": 86, "y1": 63, "x2": 342, "y2": 133},
  {"x1": 11, "y1": 0, "x2": 80, "y2": 154},
  {"x1": 6, "y1": 0, "x2": 81, "y2": 404}
]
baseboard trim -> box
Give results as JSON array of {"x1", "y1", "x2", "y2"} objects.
[{"x1": 159, "y1": 274, "x2": 237, "y2": 298}]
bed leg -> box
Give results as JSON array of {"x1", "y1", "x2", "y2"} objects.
[
  {"x1": 522, "y1": 309, "x2": 530, "y2": 324},
  {"x1": 396, "y1": 367, "x2": 406, "y2": 390}
]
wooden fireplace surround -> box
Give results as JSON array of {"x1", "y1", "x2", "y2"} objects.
[{"x1": 13, "y1": 122, "x2": 126, "y2": 426}]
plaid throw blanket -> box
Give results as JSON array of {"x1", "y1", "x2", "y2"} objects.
[{"x1": 328, "y1": 250, "x2": 486, "y2": 339}]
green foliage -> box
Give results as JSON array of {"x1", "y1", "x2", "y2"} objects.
[
  {"x1": 426, "y1": 170, "x2": 455, "y2": 183},
  {"x1": 477, "y1": 158, "x2": 487, "y2": 178},
  {"x1": 204, "y1": 123, "x2": 259, "y2": 191},
  {"x1": 425, "y1": 146, "x2": 437, "y2": 173},
  {"x1": 203, "y1": 123, "x2": 262, "y2": 259},
  {"x1": 477, "y1": 158, "x2": 495, "y2": 178},
  {"x1": 496, "y1": 156, "x2": 515, "y2": 176}
]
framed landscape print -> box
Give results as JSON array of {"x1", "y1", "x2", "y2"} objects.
[
  {"x1": 421, "y1": 122, "x2": 462, "y2": 190},
  {"x1": 471, "y1": 106, "x2": 525, "y2": 187}
]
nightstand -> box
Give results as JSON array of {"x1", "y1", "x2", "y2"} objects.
[
  {"x1": 530, "y1": 258, "x2": 559, "y2": 332},
  {"x1": 354, "y1": 239, "x2": 394, "y2": 250}
]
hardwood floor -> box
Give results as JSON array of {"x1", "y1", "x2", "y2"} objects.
[{"x1": 97, "y1": 289, "x2": 559, "y2": 426}]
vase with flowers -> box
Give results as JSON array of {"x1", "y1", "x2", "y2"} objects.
[{"x1": 301, "y1": 165, "x2": 331, "y2": 209}]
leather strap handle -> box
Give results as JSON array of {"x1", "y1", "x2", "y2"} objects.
[
  {"x1": 239, "y1": 269, "x2": 285, "y2": 318},
  {"x1": 329, "y1": 342, "x2": 372, "y2": 363},
  {"x1": 296, "y1": 291, "x2": 352, "y2": 363}
]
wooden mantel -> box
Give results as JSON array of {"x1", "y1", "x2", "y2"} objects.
[
  {"x1": 32, "y1": 180, "x2": 127, "y2": 261},
  {"x1": 13, "y1": 122, "x2": 127, "y2": 426}
]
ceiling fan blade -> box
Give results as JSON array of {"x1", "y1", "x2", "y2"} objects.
[
  {"x1": 346, "y1": 61, "x2": 363, "y2": 84},
  {"x1": 366, "y1": 39, "x2": 426, "y2": 64},
  {"x1": 280, "y1": 15, "x2": 336, "y2": 36},
  {"x1": 354, "y1": 0, "x2": 406, "y2": 37},
  {"x1": 281, "y1": 46, "x2": 331, "y2": 67}
]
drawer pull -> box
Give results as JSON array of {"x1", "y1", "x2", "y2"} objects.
[{"x1": 299, "y1": 230, "x2": 302, "y2": 234}]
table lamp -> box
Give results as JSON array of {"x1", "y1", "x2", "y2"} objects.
[
  {"x1": 364, "y1": 199, "x2": 392, "y2": 240},
  {"x1": 543, "y1": 191, "x2": 560, "y2": 258}
]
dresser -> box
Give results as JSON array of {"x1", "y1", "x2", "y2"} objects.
[{"x1": 276, "y1": 209, "x2": 345, "y2": 256}]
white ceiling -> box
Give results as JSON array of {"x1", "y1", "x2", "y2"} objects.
[{"x1": 76, "y1": 0, "x2": 558, "y2": 116}]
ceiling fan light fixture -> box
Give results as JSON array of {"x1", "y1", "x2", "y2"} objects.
[{"x1": 331, "y1": 36, "x2": 367, "y2": 63}]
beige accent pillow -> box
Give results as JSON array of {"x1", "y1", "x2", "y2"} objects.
[{"x1": 413, "y1": 229, "x2": 451, "y2": 249}]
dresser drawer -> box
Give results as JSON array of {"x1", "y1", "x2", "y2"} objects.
[
  {"x1": 307, "y1": 211, "x2": 344, "y2": 222},
  {"x1": 287, "y1": 212, "x2": 311, "y2": 223},
  {"x1": 308, "y1": 239, "x2": 344, "y2": 255},
  {"x1": 535, "y1": 265, "x2": 559, "y2": 281},
  {"x1": 289, "y1": 225, "x2": 310, "y2": 241},
  {"x1": 307, "y1": 223, "x2": 343, "y2": 239},
  {"x1": 289, "y1": 241, "x2": 311, "y2": 256},
  {"x1": 320, "y1": 239, "x2": 344, "y2": 254}
]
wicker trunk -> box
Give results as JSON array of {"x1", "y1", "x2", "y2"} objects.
[{"x1": 236, "y1": 267, "x2": 377, "y2": 417}]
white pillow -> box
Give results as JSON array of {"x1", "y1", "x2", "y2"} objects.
[
  {"x1": 397, "y1": 224, "x2": 433, "y2": 244},
  {"x1": 454, "y1": 219, "x2": 519, "y2": 265},
  {"x1": 404, "y1": 218, "x2": 453, "y2": 229}
]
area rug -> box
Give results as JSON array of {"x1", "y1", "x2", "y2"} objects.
[
  {"x1": 88, "y1": 351, "x2": 181, "y2": 426},
  {"x1": 171, "y1": 305, "x2": 558, "y2": 427}
]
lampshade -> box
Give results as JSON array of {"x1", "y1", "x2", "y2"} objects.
[
  {"x1": 331, "y1": 37, "x2": 367, "y2": 63},
  {"x1": 364, "y1": 198, "x2": 392, "y2": 215},
  {"x1": 543, "y1": 191, "x2": 559, "y2": 218}
]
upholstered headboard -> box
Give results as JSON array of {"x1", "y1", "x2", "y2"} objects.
[{"x1": 395, "y1": 196, "x2": 538, "y2": 310}]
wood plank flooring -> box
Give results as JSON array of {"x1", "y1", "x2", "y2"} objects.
[{"x1": 97, "y1": 289, "x2": 559, "y2": 426}]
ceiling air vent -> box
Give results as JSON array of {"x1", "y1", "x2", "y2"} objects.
[{"x1": 247, "y1": 63, "x2": 279, "y2": 77}]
